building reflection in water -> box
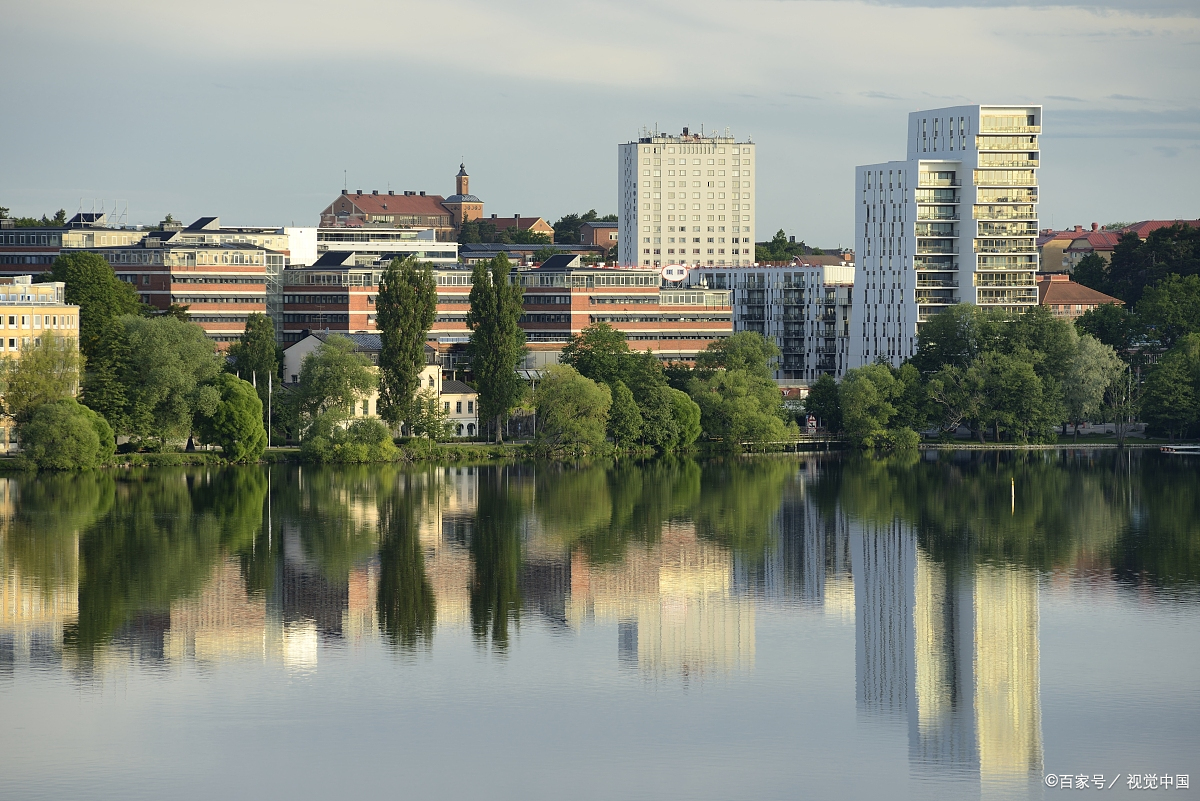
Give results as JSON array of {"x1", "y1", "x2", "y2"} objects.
[
  {"x1": 567, "y1": 522, "x2": 754, "y2": 680},
  {"x1": 851, "y1": 518, "x2": 1043, "y2": 792}
]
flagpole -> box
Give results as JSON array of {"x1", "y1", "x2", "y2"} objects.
[{"x1": 268, "y1": 371, "x2": 272, "y2": 449}]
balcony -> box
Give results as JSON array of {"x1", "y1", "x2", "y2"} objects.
[
  {"x1": 915, "y1": 189, "x2": 960, "y2": 204},
  {"x1": 974, "y1": 240, "x2": 1037, "y2": 254},
  {"x1": 915, "y1": 225, "x2": 956, "y2": 237},
  {"x1": 916, "y1": 280, "x2": 958, "y2": 288},
  {"x1": 917, "y1": 243, "x2": 958, "y2": 255},
  {"x1": 978, "y1": 157, "x2": 1040, "y2": 169},
  {"x1": 917, "y1": 211, "x2": 959, "y2": 221},
  {"x1": 918, "y1": 178, "x2": 962, "y2": 188}
]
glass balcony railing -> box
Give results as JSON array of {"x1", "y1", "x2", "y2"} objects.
[
  {"x1": 978, "y1": 156, "x2": 1040, "y2": 168},
  {"x1": 976, "y1": 135, "x2": 1038, "y2": 150},
  {"x1": 974, "y1": 204, "x2": 1037, "y2": 220},
  {"x1": 917, "y1": 209, "x2": 959, "y2": 221},
  {"x1": 916, "y1": 279, "x2": 959, "y2": 288},
  {"x1": 917, "y1": 243, "x2": 958, "y2": 255}
]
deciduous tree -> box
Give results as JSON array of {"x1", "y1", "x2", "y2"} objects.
[
  {"x1": 467, "y1": 254, "x2": 526, "y2": 442},
  {"x1": 0, "y1": 330, "x2": 82, "y2": 425},
  {"x1": 375, "y1": 255, "x2": 437, "y2": 429},
  {"x1": 195, "y1": 373, "x2": 267, "y2": 462}
]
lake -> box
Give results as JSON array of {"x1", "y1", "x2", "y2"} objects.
[{"x1": 1, "y1": 452, "x2": 1197, "y2": 800}]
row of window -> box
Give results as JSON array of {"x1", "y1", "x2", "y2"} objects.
[
  {"x1": 171, "y1": 296, "x2": 263, "y2": 304},
  {"x1": 2, "y1": 313, "x2": 75, "y2": 330}
]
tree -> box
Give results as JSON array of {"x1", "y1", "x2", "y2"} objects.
[
  {"x1": 300, "y1": 415, "x2": 398, "y2": 463},
  {"x1": 911, "y1": 304, "x2": 989, "y2": 373},
  {"x1": 1076, "y1": 302, "x2": 1139, "y2": 352},
  {"x1": 1106, "y1": 224, "x2": 1200, "y2": 305},
  {"x1": 50, "y1": 252, "x2": 142, "y2": 424},
  {"x1": 690, "y1": 367, "x2": 794, "y2": 447},
  {"x1": 695, "y1": 331, "x2": 778, "y2": 379},
  {"x1": 375, "y1": 255, "x2": 437, "y2": 429},
  {"x1": 1141, "y1": 334, "x2": 1200, "y2": 440},
  {"x1": 839, "y1": 364, "x2": 898, "y2": 448},
  {"x1": 226, "y1": 312, "x2": 281, "y2": 409},
  {"x1": 195, "y1": 373, "x2": 267, "y2": 462},
  {"x1": 552, "y1": 210, "x2": 614, "y2": 245},
  {"x1": 976, "y1": 351, "x2": 1049, "y2": 443},
  {"x1": 804, "y1": 374, "x2": 842, "y2": 432},
  {"x1": 18, "y1": 399, "x2": 114, "y2": 470},
  {"x1": 292, "y1": 335, "x2": 377, "y2": 430},
  {"x1": 561, "y1": 322, "x2": 631, "y2": 386},
  {"x1": 0, "y1": 330, "x2": 82, "y2": 425},
  {"x1": 533, "y1": 365, "x2": 611, "y2": 456},
  {"x1": 119, "y1": 316, "x2": 223, "y2": 446},
  {"x1": 892, "y1": 363, "x2": 928, "y2": 432},
  {"x1": 926, "y1": 364, "x2": 985, "y2": 438},
  {"x1": 667, "y1": 386, "x2": 702, "y2": 448},
  {"x1": 1061, "y1": 335, "x2": 1123, "y2": 441},
  {"x1": 607, "y1": 379, "x2": 643, "y2": 448},
  {"x1": 467, "y1": 254, "x2": 526, "y2": 442},
  {"x1": 1136, "y1": 274, "x2": 1200, "y2": 350},
  {"x1": 1072, "y1": 253, "x2": 1111, "y2": 296}
]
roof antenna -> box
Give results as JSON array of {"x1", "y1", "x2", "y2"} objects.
[{"x1": 344, "y1": 170, "x2": 347, "y2": 192}]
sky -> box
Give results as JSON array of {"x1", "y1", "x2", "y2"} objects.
[{"x1": 1, "y1": 0, "x2": 1198, "y2": 246}]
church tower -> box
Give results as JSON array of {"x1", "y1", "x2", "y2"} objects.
[{"x1": 443, "y1": 163, "x2": 483, "y2": 229}]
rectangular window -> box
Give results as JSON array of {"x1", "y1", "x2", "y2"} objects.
[
  {"x1": 467, "y1": 401, "x2": 474, "y2": 413},
  {"x1": 444, "y1": 401, "x2": 450, "y2": 413},
  {"x1": 456, "y1": 401, "x2": 462, "y2": 414}
]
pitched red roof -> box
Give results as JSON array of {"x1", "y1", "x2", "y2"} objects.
[
  {"x1": 488, "y1": 216, "x2": 551, "y2": 231},
  {"x1": 1037, "y1": 276, "x2": 1124, "y2": 307},
  {"x1": 1064, "y1": 231, "x2": 1121, "y2": 253},
  {"x1": 325, "y1": 191, "x2": 449, "y2": 219},
  {"x1": 1119, "y1": 219, "x2": 1200, "y2": 238}
]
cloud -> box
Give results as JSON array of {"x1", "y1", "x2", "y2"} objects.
[
  {"x1": 1153, "y1": 145, "x2": 1182, "y2": 157},
  {"x1": 1047, "y1": 95, "x2": 1085, "y2": 101},
  {"x1": 1107, "y1": 93, "x2": 1149, "y2": 101},
  {"x1": 861, "y1": 91, "x2": 903, "y2": 100},
  {"x1": 840, "y1": 0, "x2": 1198, "y2": 15}
]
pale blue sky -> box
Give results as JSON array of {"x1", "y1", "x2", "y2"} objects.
[{"x1": 1, "y1": 0, "x2": 1197, "y2": 245}]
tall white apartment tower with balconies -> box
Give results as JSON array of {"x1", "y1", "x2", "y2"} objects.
[
  {"x1": 619, "y1": 129, "x2": 755, "y2": 269},
  {"x1": 851, "y1": 105, "x2": 1041, "y2": 368}
]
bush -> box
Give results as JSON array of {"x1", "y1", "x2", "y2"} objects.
[
  {"x1": 18, "y1": 399, "x2": 114, "y2": 470},
  {"x1": 301, "y1": 413, "x2": 398, "y2": 463},
  {"x1": 195, "y1": 374, "x2": 267, "y2": 463}
]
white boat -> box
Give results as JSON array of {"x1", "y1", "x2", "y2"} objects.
[{"x1": 1160, "y1": 444, "x2": 1200, "y2": 454}]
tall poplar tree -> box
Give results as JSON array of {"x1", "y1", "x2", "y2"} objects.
[
  {"x1": 376, "y1": 255, "x2": 437, "y2": 429},
  {"x1": 467, "y1": 254, "x2": 526, "y2": 442}
]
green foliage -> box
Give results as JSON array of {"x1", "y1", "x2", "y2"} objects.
[
  {"x1": 119, "y1": 315, "x2": 222, "y2": 446},
  {"x1": 376, "y1": 256, "x2": 437, "y2": 428},
  {"x1": 195, "y1": 374, "x2": 266, "y2": 463},
  {"x1": 51, "y1": 251, "x2": 142, "y2": 425},
  {"x1": 408, "y1": 389, "x2": 454, "y2": 440},
  {"x1": 293, "y1": 335, "x2": 377, "y2": 430},
  {"x1": 755, "y1": 229, "x2": 811, "y2": 262},
  {"x1": 1076, "y1": 224, "x2": 1200, "y2": 305},
  {"x1": 458, "y1": 219, "x2": 553, "y2": 245},
  {"x1": 301, "y1": 413, "x2": 399, "y2": 463},
  {"x1": 0, "y1": 330, "x2": 82, "y2": 425},
  {"x1": 467, "y1": 254, "x2": 526, "y2": 442},
  {"x1": 804, "y1": 374, "x2": 842, "y2": 432},
  {"x1": 1075, "y1": 302, "x2": 1139, "y2": 352},
  {"x1": 840, "y1": 364, "x2": 898, "y2": 448},
  {"x1": 533, "y1": 364, "x2": 611, "y2": 457},
  {"x1": 470, "y1": 469, "x2": 526, "y2": 649},
  {"x1": 0, "y1": 208, "x2": 66, "y2": 227},
  {"x1": 667, "y1": 387, "x2": 702, "y2": 448},
  {"x1": 561, "y1": 322, "x2": 630, "y2": 386},
  {"x1": 1141, "y1": 334, "x2": 1200, "y2": 439},
  {"x1": 552, "y1": 209, "x2": 616, "y2": 244},
  {"x1": 1137, "y1": 274, "x2": 1200, "y2": 350},
  {"x1": 18, "y1": 399, "x2": 114, "y2": 470},
  {"x1": 689, "y1": 367, "x2": 795, "y2": 447},
  {"x1": 607, "y1": 379, "x2": 643, "y2": 447},
  {"x1": 1062, "y1": 335, "x2": 1124, "y2": 438},
  {"x1": 695, "y1": 331, "x2": 778, "y2": 379},
  {"x1": 226, "y1": 312, "x2": 280, "y2": 408}
]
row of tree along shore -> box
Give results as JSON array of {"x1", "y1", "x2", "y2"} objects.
[{"x1": 6, "y1": 252, "x2": 801, "y2": 470}]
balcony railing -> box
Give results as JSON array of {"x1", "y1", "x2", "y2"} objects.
[
  {"x1": 917, "y1": 212, "x2": 959, "y2": 221},
  {"x1": 978, "y1": 157, "x2": 1040, "y2": 168},
  {"x1": 917, "y1": 280, "x2": 959, "y2": 288},
  {"x1": 917, "y1": 244, "x2": 958, "y2": 255},
  {"x1": 918, "y1": 179, "x2": 962, "y2": 188}
]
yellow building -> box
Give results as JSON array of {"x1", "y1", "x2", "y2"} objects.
[{"x1": 0, "y1": 276, "x2": 81, "y2": 453}]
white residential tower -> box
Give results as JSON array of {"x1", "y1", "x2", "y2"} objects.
[
  {"x1": 619, "y1": 128, "x2": 755, "y2": 269},
  {"x1": 852, "y1": 105, "x2": 1041, "y2": 368}
]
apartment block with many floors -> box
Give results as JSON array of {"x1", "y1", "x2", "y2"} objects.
[
  {"x1": 852, "y1": 105, "x2": 1041, "y2": 369},
  {"x1": 619, "y1": 128, "x2": 755, "y2": 269},
  {"x1": 686, "y1": 260, "x2": 855, "y2": 382},
  {"x1": 0, "y1": 276, "x2": 80, "y2": 453}
]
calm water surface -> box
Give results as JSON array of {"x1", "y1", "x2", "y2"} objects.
[{"x1": 1, "y1": 452, "x2": 1197, "y2": 800}]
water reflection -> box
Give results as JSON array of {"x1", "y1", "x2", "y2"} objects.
[{"x1": 0, "y1": 451, "x2": 1196, "y2": 790}]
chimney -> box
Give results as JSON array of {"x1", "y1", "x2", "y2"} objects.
[
  {"x1": 419, "y1": 191, "x2": 426, "y2": 196},
  {"x1": 388, "y1": 190, "x2": 394, "y2": 195},
  {"x1": 789, "y1": 235, "x2": 795, "y2": 244},
  {"x1": 683, "y1": 126, "x2": 689, "y2": 136},
  {"x1": 1092, "y1": 222, "x2": 1099, "y2": 231},
  {"x1": 491, "y1": 213, "x2": 497, "y2": 219},
  {"x1": 356, "y1": 189, "x2": 362, "y2": 195},
  {"x1": 341, "y1": 189, "x2": 347, "y2": 195},
  {"x1": 1074, "y1": 225, "x2": 1083, "y2": 232}
]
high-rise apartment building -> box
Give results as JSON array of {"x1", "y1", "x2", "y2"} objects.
[
  {"x1": 619, "y1": 129, "x2": 755, "y2": 269},
  {"x1": 852, "y1": 105, "x2": 1041, "y2": 368}
]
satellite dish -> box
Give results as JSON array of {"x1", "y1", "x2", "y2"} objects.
[{"x1": 661, "y1": 264, "x2": 689, "y2": 283}]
